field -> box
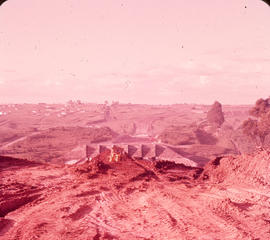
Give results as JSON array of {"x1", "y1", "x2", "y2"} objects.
[{"x1": 0, "y1": 102, "x2": 251, "y2": 165}]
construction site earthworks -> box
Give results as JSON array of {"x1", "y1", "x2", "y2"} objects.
[
  {"x1": 1, "y1": 100, "x2": 270, "y2": 240},
  {"x1": 1, "y1": 1, "x2": 270, "y2": 239}
]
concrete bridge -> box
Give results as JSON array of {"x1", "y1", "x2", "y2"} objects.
[{"x1": 85, "y1": 143, "x2": 198, "y2": 167}]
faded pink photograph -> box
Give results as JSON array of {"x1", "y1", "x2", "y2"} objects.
[{"x1": 0, "y1": 0, "x2": 270, "y2": 239}]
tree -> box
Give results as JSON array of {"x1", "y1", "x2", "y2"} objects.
[
  {"x1": 242, "y1": 118, "x2": 258, "y2": 137},
  {"x1": 249, "y1": 98, "x2": 270, "y2": 118},
  {"x1": 242, "y1": 97, "x2": 270, "y2": 147},
  {"x1": 207, "y1": 101, "x2": 225, "y2": 128}
]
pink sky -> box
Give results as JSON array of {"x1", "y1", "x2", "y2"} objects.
[{"x1": 0, "y1": 0, "x2": 270, "y2": 105}]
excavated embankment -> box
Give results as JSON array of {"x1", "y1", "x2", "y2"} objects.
[{"x1": 1, "y1": 149, "x2": 270, "y2": 239}]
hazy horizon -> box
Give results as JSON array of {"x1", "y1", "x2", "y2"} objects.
[
  {"x1": 0, "y1": 100, "x2": 254, "y2": 106},
  {"x1": 1, "y1": 0, "x2": 270, "y2": 105}
]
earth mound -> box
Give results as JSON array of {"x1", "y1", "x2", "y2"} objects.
[
  {"x1": 1, "y1": 150, "x2": 270, "y2": 239},
  {"x1": 201, "y1": 149, "x2": 270, "y2": 187}
]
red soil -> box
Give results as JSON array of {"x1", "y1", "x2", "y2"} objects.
[{"x1": 1, "y1": 149, "x2": 270, "y2": 239}]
